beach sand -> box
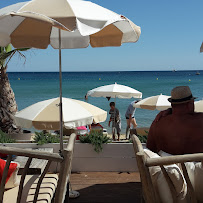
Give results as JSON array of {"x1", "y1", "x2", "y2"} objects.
[{"x1": 106, "y1": 127, "x2": 149, "y2": 141}]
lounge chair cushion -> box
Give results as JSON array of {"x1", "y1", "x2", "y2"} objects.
[
  {"x1": 3, "y1": 174, "x2": 58, "y2": 203},
  {"x1": 5, "y1": 162, "x2": 20, "y2": 189},
  {"x1": 0, "y1": 159, "x2": 20, "y2": 189},
  {"x1": 194, "y1": 162, "x2": 203, "y2": 202},
  {"x1": 159, "y1": 150, "x2": 196, "y2": 188},
  {"x1": 144, "y1": 149, "x2": 187, "y2": 203},
  {"x1": 159, "y1": 150, "x2": 203, "y2": 202}
]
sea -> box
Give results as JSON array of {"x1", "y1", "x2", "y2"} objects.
[{"x1": 8, "y1": 70, "x2": 203, "y2": 134}]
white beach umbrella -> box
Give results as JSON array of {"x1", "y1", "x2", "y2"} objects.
[
  {"x1": 0, "y1": 0, "x2": 141, "y2": 151},
  {"x1": 87, "y1": 83, "x2": 142, "y2": 99},
  {"x1": 0, "y1": 0, "x2": 141, "y2": 49},
  {"x1": 14, "y1": 97, "x2": 107, "y2": 130},
  {"x1": 87, "y1": 83, "x2": 142, "y2": 134},
  {"x1": 195, "y1": 100, "x2": 203, "y2": 112},
  {"x1": 134, "y1": 94, "x2": 171, "y2": 111}
]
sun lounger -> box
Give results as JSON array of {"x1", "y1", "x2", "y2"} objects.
[
  {"x1": 0, "y1": 133, "x2": 76, "y2": 203},
  {"x1": 132, "y1": 134, "x2": 203, "y2": 203}
]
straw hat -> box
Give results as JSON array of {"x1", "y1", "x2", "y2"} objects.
[{"x1": 168, "y1": 86, "x2": 196, "y2": 104}]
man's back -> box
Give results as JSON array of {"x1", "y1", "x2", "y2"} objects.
[
  {"x1": 147, "y1": 112, "x2": 203, "y2": 155},
  {"x1": 125, "y1": 102, "x2": 136, "y2": 118}
]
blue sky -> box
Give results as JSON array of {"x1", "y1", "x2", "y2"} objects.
[{"x1": 1, "y1": 0, "x2": 203, "y2": 72}]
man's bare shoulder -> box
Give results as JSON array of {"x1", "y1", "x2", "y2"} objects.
[
  {"x1": 190, "y1": 112, "x2": 203, "y2": 123},
  {"x1": 150, "y1": 112, "x2": 203, "y2": 132},
  {"x1": 158, "y1": 112, "x2": 203, "y2": 120},
  {"x1": 154, "y1": 113, "x2": 174, "y2": 125},
  {"x1": 158, "y1": 112, "x2": 203, "y2": 126},
  {"x1": 149, "y1": 114, "x2": 173, "y2": 134}
]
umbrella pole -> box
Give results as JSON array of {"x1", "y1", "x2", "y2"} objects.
[
  {"x1": 59, "y1": 29, "x2": 64, "y2": 153},
  {"x1": 112, "y1": 97, "x2": 116, "y2": 139},
  {"x1": 114, "y1": 97, "x2": 116, "y2": 124}
]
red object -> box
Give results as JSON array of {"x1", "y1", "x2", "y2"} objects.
[
  {"x1": 0, "y1": 153, "x2": 8, "y2": 158},
  {"x1": 76, "y1": 134, "x2": 87, "y2": 140},
  {"x1": 91, "y1": 123, "x2": 103, "y2": 129},
  {"x1": 0, "y1": 159, "x2": 17, "y2": 184},
  {"x1": 76, "y1": 126, "x2": 87, "y2": 130},
  {"x1": 76, "y1": 126, "x2": 88, "y2": 140}
]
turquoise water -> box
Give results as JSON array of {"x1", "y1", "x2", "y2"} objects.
[{"x1": 8, "y1": 71, "x2": 203, "y2": 133}]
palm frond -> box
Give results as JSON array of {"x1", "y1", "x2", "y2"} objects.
[
  {"x1": 0, "y1": 50, "x2": 16, "y2": 61},
  {"x1": 0, "y1": 46, "x2": 30, "y2": 69},
  {"x1": 5, "y1": 44, "x2": 12, "y2": 53}
]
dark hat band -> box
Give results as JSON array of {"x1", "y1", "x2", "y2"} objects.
[{"x1": 170, "y1": 94, "x2": 193, "y2": 103}]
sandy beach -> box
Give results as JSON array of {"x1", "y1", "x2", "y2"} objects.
[{"x1": 107, "y1": 127, "x2": 149, "y2": 141}]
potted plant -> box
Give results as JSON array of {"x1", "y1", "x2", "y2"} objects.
[
  {"x1": 79, "y1": 129, "x2": 110, "y2": 153},
  {"x1": 33, "y1": 131, "x2": 60, "y2": 145},
  {"x1": 0, "y1": 130, "x2": 16, "y2": 144},
  {"x1": 0, "y1": 130, "x2": 15, "y2": 158}
]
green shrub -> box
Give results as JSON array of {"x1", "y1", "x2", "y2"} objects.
[
  {"x1": 33, "y1": 131, "x2": 60, "y2": 145},
  {"x1": 0, "y1": 130, "x2": 16, "y2": 143},
  {"x1": 79, "y1": 129, "x2": 110, "y2": 153},
  {"x1": 128, "y1": 134, "x2": 148, "y2": 143},
  {"x1": 137, "y1": 134, "x2": 148, "y2": 143}
]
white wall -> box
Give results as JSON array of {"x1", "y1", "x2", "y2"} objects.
[{"x1": 1, "y1": 142, "x2": 139, "y2": 172}]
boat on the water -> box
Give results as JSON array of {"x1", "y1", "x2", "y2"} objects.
[{"x1": 196, "y1": 71, "x2": 200, "y2": 75}]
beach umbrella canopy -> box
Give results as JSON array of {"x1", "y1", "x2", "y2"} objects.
[
  {"x1": 0, "y1": 0, "x2": 141, "y2": 151},
  {"x1": 195, "y1": 100, "x2": 203, "y2": 112},
  {"x1": 87, "y1": 82, "x2": 142, "y2": 135},
  {"x1": 0, "y1": 0, "x2": 141, "y2": 49},
  {"x1": 87, "y1": 83, "x2": 142, "y2": 99},
  {"x1": 134, "y1": 94, "x2": 171, "y2": 111},
  {"x1": 14, "y1": 97, "x2": 107, "y2": 130}
]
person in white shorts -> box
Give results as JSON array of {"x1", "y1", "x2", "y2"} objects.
[{"x1": 125, "y1": 101, "x2": 138, "y2": 139}]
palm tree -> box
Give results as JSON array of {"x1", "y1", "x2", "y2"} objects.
[{"x1": 0, "y1": 45, "x2": 29, "y2": 134}]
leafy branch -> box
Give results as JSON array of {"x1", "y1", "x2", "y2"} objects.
[
  {"x1": 0, "y1": 44, "x2": 30, "y2": 71},
  {"x1": 33, "y1": 131, "x2": 60, "y2": 145},
  {"x1": 79, "y1": 129, "x2": 110, "y2": 153},
  {"x1": 0, "y1": 130, "x2": 16, "y2": 143}
]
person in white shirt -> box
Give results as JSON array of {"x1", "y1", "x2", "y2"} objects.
[{"x1": 125, "y1": 101, "x2": 138, "y2": 139}]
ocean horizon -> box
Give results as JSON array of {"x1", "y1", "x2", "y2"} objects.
[
  {"x1": 8, "y1": 70, "x2": 203, "y2": 134},
  {"x1": 7, "y1": 70, "x2": 203, "y2": 73}
]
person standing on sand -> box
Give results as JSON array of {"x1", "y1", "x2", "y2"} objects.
[
  {"x1": 108, "y1": 102, "x2": 121, "y2": 141},
  {"x1": 125, "y1": 101, "x2": 138, "y2": 139}
]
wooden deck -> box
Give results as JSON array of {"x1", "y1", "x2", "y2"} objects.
[{"x1": 69, "y1": 172, "x2": 142, "y2": 203}]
